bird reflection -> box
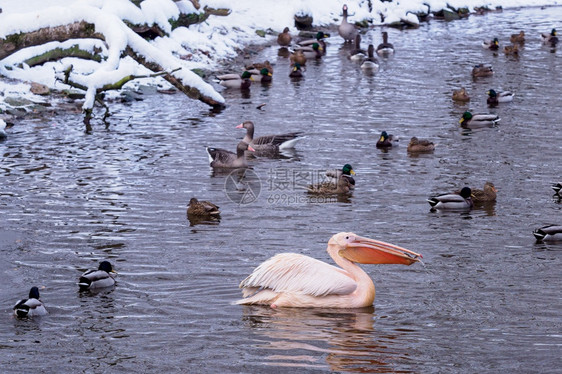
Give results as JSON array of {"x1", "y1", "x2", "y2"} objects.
[{"x1": 241, "y1": 305, "x2": 416, "y2": 372}]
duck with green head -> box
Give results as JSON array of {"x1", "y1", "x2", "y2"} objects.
[
  {"x1": 487, "y1": 89, "x2": 514, "y2": 106},
  {"x1": 298, "y1": 31, "x2": 330, "y2": 51},
  {"x1": 217, "y1": 71, "x2": 253, "y2": 89},
  {"x1": 326, "y1": 164, "x2": 356, "y2": 189},
  {"x1": 459, "y1": 111, "x2": 500, "y2": 128},
  {"x1": 250, "y1": 68, "x2": 272, "y2": 84},
  {"x1": 297, "y1": 42, "x2": 323, "y2": 59},
  {"x1": 289, "y1": 63, "x2": 304, "y2": 78},
  {"x1": 13, "y1": 286, "x2": 48, "y2": 318},
  {"x1": 376, "y1": 131, "x2": 398, "y2": 148},
  {"x1": 427, "y1": 187, "x2": 473, "y2": 211},
  {"x1": 482, "y1": 37, "x2": 499, "y2": 50},
  {"x1": 541, "y1": 28, "x2": 558, "y2": 46},
  {"x1": 533, "y1": 225, "x2": 562, "y2": 242}
]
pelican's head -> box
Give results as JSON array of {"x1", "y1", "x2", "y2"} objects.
[{"x1": 328, "y1": 232, "x2": 422, "y2": 265}]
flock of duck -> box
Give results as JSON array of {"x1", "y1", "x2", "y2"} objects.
[{"x1": 12, "y1": 6, "x2": 561, "y2": 313}]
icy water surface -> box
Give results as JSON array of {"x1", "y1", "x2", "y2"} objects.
[{"x1": 1, "y1": 6, "x2": 561, "y2": 373}]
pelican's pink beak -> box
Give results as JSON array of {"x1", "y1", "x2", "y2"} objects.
[
  {"x1": 236, "y1": 123, "x2": 243, "y2": 129},
  {"x1": 247, "y1": 145, "x2": 255, "y2": 152},
  {"x1": 342, "y1": 235, "x2": 422, "y2": 265}
]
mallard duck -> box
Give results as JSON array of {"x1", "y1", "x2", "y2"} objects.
[
  {"x1": 0, "y1": 119, "x2": 7, "y2": 139},
  {"x1": 407, "y1": 137, "x2": 435, "y2": 152},
  {"x1": 236, "y1": 121, "x2": 303, "y2": 154},
  {"x1": 482, "y1": 38, "x2": 499, "y2": 50},
  {"x1": 307, "y1": 174, "x2": 354, "y2": 195},
  {"x1": 541, "y1": 28, "x2": 559, "y2": 46},
  {"x1": 187, "y1": 198, "x2": 220, "y2": 217},
  {"x1": 361, "y1": 45, "x2": 379, "y2": 72},
  {"x1": 452, "y1": 87, "x2": 470, "y2": 102},
  {"x1": 503, "y1": 44, "x2": 519, "y2": 55},
  {"x1": 298, "y1": 31, "x2": 330, "y2": 50},
  {"x1": 487, "y1": 89, "x2": 514, "y2": 106},
  {"x1": 289, "y1": 63, "x2": 304, "y2": 78},
  {"x1": 326, "y1": 164, "x2": 356, "y2": 189},
  {"x1": 533, "y1": 225, "x2": 562, "y2": 242},
  {"x1": 469, "y1": 181, "x2": 497, "y2": 202},
  {"x1": 13, "y1": 287, "x2": 48, "y2": 318},
  {"x1": 217, "y1": 71, "x2": 253, "y2": 89},
  {"x1": 206, "y1": 141, "x2": 255, "y2": 168},
  {"x1": 338, "y1": 4, "x2": 358, "y2": 43},
  {"x1": 78, "y1": 261, "x2": 117, "y2": 291},
  {"x1": 427, "y1": 187, "x2": 473, "y2": 210},
  {"x1": 472, "y1": 64, "x2": 493, "y2": 77},
  {"x1": 249, "y1": 68, "x2": 272, "y2": 84},
  {"x1": 376, "y1": 31, "x2": 394, "y2": 56},
  {"x1": 459, "y1": 112, "x2": 500, "y2": 128},
  {"x1": 296, "y1": 43, "x2": 323, "y2": 60},
  {"x1": 277, "y1": 27, "x2": 292, "y2": 46},
  {"x1": 290, "y1": 49, "x2": 307, "y2": 66},
  {"x1": 510, "y1": 31, "x2": 525, "y2": 44},
  {"x1": 552, "y1": 182, "x2": 562, "y2": 195},
  {"x1": 376, "y1": 131, "x2": 398, "y2": 148},
  {"x1": 349, "y1": 34, "x2": 366, "y2": 62}
]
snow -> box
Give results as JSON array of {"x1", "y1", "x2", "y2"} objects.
[{"x1": 0, "y1": 0, "x2": 560, "y2": 112}]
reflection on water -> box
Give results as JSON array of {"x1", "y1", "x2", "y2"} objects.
[{"x1": 242, "y1": 305, "x2": 418, "y2": 373}]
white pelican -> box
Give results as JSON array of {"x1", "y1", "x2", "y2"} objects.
[{"x1": 236, "y1": 232, "x2": 422, "y2": 308}]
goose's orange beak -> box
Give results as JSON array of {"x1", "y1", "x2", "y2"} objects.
[{"x1": 341, "y1": 236, "x2": 421, "y2": 265}]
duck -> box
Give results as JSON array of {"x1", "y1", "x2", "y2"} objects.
[
  {"x1": 472, "y1": 64, "x2": 493, "y2": 77},
  {"x1": 541, "y1": 28, "x2": 558, "y2": 46},
  {"x1": 349, "y1": 34, "x2": 366, "y2": 62},
  {"x1": 376, "y1": 31, "x2": 395, "y2": 56},
  {"x1": 326, "y1": 164, "x2": 356, "y2": 189},
  {"x1": 78, "y1": 261, "x2": 117, "y2": 291},
  {"x1": 289, "y1": 63, "x2": 304, "y2": 78},
  {"x1": 298, "y1": 31, "x2": 330, "y2": 50},
  {"x1": 503, "y1": 44, "x2": 519, "y2": 55},
  {"x1": 277, "y1": 27, "x2": 292, "y2": 46},
  {"x1": 338, "y1": 4, "x2": 358, "y2": 43},
  {"x1": 296, "y1": 42, "x2": 323, "y2": 60},
  {"x1": 510, "y1": 31, "x2": 525, "y2": 44},
  {"x1": 13, "y1": 287, "x2": 48, "y2": 318},
  {"x1": 249, "y1": 68, "x2": 273, "y2": 84},
  {"x1": 533, "y1": 225, "x2": 562, "y2": 242},
  {"x1": 487, "y1": 89, "x2": 514, "y2": 106},
  {"x1": 459, "y1": 112, "x2": 500, "y2": 128},
  {"x1": 206, "y1": 141, "x2": 255, "y2": 168},
  {"x1": 290, "y1": 49, "x2": 307, "y2": 66},
  {"x1": 552, "y1": 182, "x2": 562, "y2": 195},
  {"x1": 407, "y1": 137, "x2": 435, "y2": 152},
  {"x1": 452, "y1": 87, "x2": 470, "y2": 102},
  {"x1": 482, "y1": 38, "x2": 499, "y2": 50},
  {"x1": 236, "y1": 120, "x2": 303, "y2": 154},
  {"x1": 307, "y1": 173, "x2": 354, "y2": 195},
  {"x1": 463, "y1": 181, "x2": 497, "y2": 203},
  {"x1": 361, "y1": 45, "x2": 379, "y2": 72},
  {"x1": 0, "y1": 119, "x2": 7, "y2": 140},
  {"x1": 187, "y1": 198, "x2": 220, "y2": 218},
  {"x1": 427, "y1": 187, "x2": 473, "y2": 210},
  {"x1": 245, "y1": 60, "x2": 274, "y2": 74},
  {"x1": 217, "y1": 71, "x2": 253, "y2": 89},
  {"x1": 376, "y1": 131, "x2": 398, "y2": 148}
]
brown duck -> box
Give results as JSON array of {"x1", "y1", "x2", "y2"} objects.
[
  {"x1": 187, "y1": 198, "x2": 221, "y2": 217},
  {"x1": 452, "y1": 87, "x2": 470, "y2": 102},
  {"x1": 277, "y1": 27, "x2": 292, "y2": 46},
  {"x1": 407, "y1": 137, "x2": 435, "y2": 152},
  {"x1": 307, "y1": 174, "x2": 354, "y2": 195}
]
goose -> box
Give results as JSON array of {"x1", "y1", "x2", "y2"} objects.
[
  {"x1": 206, "y1": 141, "x2": 255, "y2": 168},
  {"x1": 361, "y1": 45, "x2": 379, "y2": 72},
  {"x1": 459, "y1": 112, "x2": 500, "y2": 128},
  {"x1": 277, "y1": 27, "x2": 292, "y2": 46},
  {"x1": 533, "y1": 225, "x2": 562, "y2": 242},
  {"x1": 376, "y1": 131, "x2": 398, "y2": 148},
  {"x1": 217, "y1": 71, "x2": 253, "y2": 89},
  {"x1": 376, "y1": 31, "x2": 395, "y2": 56},
  {"x1": 13, "y1": 287, "x2": 48, "y2": 318},
  {"x1": 428, "y1": 187, "x2": 473, "y2": 210},
  {"x1": 338, "y1": 4, "x2": 358, "y2": 43},
  {"x1": 187, "y1": 198, "x2": 220, "y2": 217},
  {"x1": 78, "y1": 261, "x2": 117, "y2": 291},
  {"x1": 236, "y1": 120, "x2": 303, "y2": 154},
  {"x1": 349, "y1": 34, "x2": 366, "y2": 62},
  {"x1": 407, "y1": 137, "x2": 435, "y2": 152}
]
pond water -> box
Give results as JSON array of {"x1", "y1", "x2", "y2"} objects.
[{"x1": 1, "y1": 6, "x2": 561, "y2": 373}]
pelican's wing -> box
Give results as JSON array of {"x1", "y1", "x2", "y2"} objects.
[{"x1": 239, "y1": 253, "x2": 357, "y2": 297}]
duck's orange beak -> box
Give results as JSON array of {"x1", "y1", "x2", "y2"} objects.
[
  {"x1": 247, "y1": 145, "x2": 255, "y2": 152},
  {"x1": 341, "y1": 236, "x2": 422, "y2": 265}
]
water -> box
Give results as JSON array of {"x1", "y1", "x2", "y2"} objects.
[{"x1": 1, "y1": 6, "x2": 561, "y2": 373}]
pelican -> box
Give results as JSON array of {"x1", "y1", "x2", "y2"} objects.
[{"x1": 236, "y1": 232, "x2": 422, "y2": 308}]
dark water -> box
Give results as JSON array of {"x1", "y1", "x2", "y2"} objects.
[{"x1": 1, "y1": 6, "x2": 561, "y2": 373}]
